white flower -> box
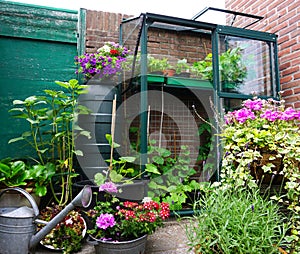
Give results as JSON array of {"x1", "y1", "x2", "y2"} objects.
[
  {"x1": 98, "y1": 44, "x2": 110, "y2": 53},
  {"x1": 142, "y1": 197, "x2": 152, "y2": 203},
  {"x1": 65, "y1": 217, "x2": 73, "y2": 225}
]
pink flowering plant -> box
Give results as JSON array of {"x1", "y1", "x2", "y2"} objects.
[
  {"x1": 221, "y1": 97, "x2": 300, "y2": 188},
  {"x1": 86, "y1": 182, "x2": 170, "y2": 241},
  {"x1": 75, "y1": 41, "x2": 130, "y2": 80},
  {"x1": 220, "y1": 97, "x2": 300, "y2": 251}
]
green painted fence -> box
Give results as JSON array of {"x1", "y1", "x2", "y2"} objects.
[{"x1": 0, "y1": 1, "x2": 80, "y2": 159}]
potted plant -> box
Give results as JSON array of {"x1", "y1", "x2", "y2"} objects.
[
  {"x1": 220, "y1": 96, "x2": 300, "y2": 253},
  {"x1": 93, "y1": 133, "x2": 146, "y2": 202},
  {"x1": 86, "y1": 181, "x2": 170, "y2": 254},
  {"x1": 75, "y1": 41, "x2": 130, "y2": 81},
  {"x1": 191, "y1": 47, "x2": 247, "y2": 91},
  {"x1": 0, "y1": 158, "x2": 55, "y2": 206},
  {"x1": 9, "y1": 79, "x2": 91, "y2": 206},
  {"x1": 147, "y1": 55, "x2": 174, "y2": 75},
  {"x1": 37, "y1": 204, "x2": 87, "y2": 253},
  {"x1": 8, "y1": 79, "x2": 91, "y2": 252},
  {"x1": 185, "y1": 184, "x2": 287, "y2": 253},
  {"x1": 94, "y1": 135, "x2": 201, "y2": 211},
  {"x1": 174, "y1": 58, "x2": 191, "y2": 77}
]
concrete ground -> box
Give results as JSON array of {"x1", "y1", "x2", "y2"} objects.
[{"x1": 34, "y1": 218, "x2": 194, "y2": 254}]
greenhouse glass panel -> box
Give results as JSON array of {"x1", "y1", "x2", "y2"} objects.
[{"x1": 218, "y1": 35, "x2": 276, "y2": 97}]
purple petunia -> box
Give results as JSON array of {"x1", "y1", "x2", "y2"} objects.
[
  {"x1": 99, "y1": 182, "x2": 118, "y2": 193},
  {"x1": 75, "y1": 41, "x2": 130, "y2": 79},
  {"x1": 96, "y1": 213, "x2": 116, "y2": 229},
  {"x1": 234, "y1": 108, "x2": 256, "y2": 123},
  {"x1": 244, "y1": 98, "x2": 263, "y2": 111},
  {"x1": 260, "y1": 109, "x2": 280, "y2": 121}
]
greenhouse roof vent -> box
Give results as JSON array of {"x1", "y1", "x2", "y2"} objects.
[{"x1": 191, "y1": 7, "x2": 263, "y2": 29}]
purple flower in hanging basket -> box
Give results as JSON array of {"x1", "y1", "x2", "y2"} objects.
[
  {"x1": 234, "y1": 108, "x2": 256, "y2": 123},
  {"x1": 75, "y1": 41, "x2": 130, "y2": 80}
]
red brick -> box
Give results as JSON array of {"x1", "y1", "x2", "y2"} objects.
[
  {"x1": 280, "y1": 38, "x2": 297, "y2": 50},
  {"x1": 282, "y1": 66, "x2": 300, "y2": 76},
  {"x1": 281, "y1": 89, "x2": 293, "y2": 97},
  {"x1": 278, "y1": 48, "x2": 291, "y2": 58},
  {"x1": 279, "y1": 61, "x2": 291, "y2": 71},
  {"x1": 294, "y1": 72, "x2": 300, "y2": 80},
  {"x1": 287, "y1": 0, "x2": 300, "y2": 12},
  {"x1": 281, "y1": 50, "x2": 300, "y2": 63},
  {"x1": 280, "y1": 76, "x2": 293, "y2": 84},
  {"x1": 277, "y1": 34, "x2": 289, "y2": 44}
]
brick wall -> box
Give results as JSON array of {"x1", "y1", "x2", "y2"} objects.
[
  {"x1": 85, "y1": 10, "x2": 131, "y2": 52},
  {"x1": 86, "y1": 10, "x2": 211, "y2": 66},
  {"x1": 225, "y1": 0, "x2": 300, "y2": 108}
]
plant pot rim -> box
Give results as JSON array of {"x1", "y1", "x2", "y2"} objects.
[{"x1": 88, "y1": 234, "x2": 147, "y2": 245}]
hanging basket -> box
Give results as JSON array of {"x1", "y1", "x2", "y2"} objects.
[{"x1": 250, "y1": 151, "x2": 284, "y2": 185}]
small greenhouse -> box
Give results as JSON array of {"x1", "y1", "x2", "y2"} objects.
[{"x1": 105, "y1": 10, "x2": 279, "y2": 181}]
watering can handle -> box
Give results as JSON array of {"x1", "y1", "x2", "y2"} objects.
[{"x1": 0, "y1": 187, "x2": 39, "y2": 217}]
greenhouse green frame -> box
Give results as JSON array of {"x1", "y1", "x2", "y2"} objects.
[{"x1": 120, "y1": 12, "x2": 279, "y2": 179}]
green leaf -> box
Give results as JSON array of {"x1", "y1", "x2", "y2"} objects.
[
  {"x1": 152, "y1": 155, "x2": 164, "y2": 164},
  {"x1": 34, "y1": 185, "x2": 47, "y2": 197},
  {"x1": 109, "y1": 170, "x2": 124, "y2": 182},
  {"x1": 119, "y1": 156, "x2": 136, "y2": 163},
  {"x1": 74, "y1": 150, "x2": 84, "y2": 156},
  {"x1": 55, "y1": 80, "x2": 69, "y2": 89},
  {"x1": 145, "y1": 164, "x2": 161, "y2": 175},
  {"x1": 12, "y1": 99, "x2": 26, "y2": 105},
  {"x1": 94, "y1": 173, "x2": 106, "y2": 186},
  {"x1": 8, "y1": 137, "x2": 24, "y2": 144}
]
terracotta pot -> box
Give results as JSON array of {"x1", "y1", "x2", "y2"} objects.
[{"x1": 163, "y1": 69, "x2": 176, "y2": 76}]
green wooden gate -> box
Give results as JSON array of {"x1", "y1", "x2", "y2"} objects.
[{"x1": 0, "y1": 2, "x2": 81, "y2": 158}]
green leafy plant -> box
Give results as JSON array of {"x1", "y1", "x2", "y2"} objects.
[
  {"x1": 0, "y1": 158, "x2": 55, "y2": 197},
  {"x1": 0, "y1": 158, "x2": 28, "y2": 188},
  {"x1": 146, "y1": 141, "x2": 201, "y2": 211},
  {"x1": 197, "y1": 121, "x2": 214, "y2": 172},
  {"x1": 147, "y1": 55, "x2": 172, "y2": 73},
  {"x1": 185, "y1": 185, "x2": 288, "y2": 254},
  {"x1": 94, "y1": 134, "x2": 139, "y2": 186},
  {"x1": 220, "y1": 96, "x2": 300, "y2": 252},
  {"x1": 86, "y1": 182, "x2": 170, "y2": 241},
  {"x1": 192, "y1": 47, "x2": 247, "y2": 89},
  {"x1": 175, "y1": 58, "x2": 190, "y2": 74},
  {"x1": 26, "y1": 162, "x2": 56, "y2": 197},
  {"x1": 8, "y1": 79, "x2": 91, "y2": 205}
]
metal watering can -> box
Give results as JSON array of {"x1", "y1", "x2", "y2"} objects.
[{"x1": 0, "y1": 186, "x2": 92, "y2": 254}]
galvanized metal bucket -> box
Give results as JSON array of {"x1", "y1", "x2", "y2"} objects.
[
  {"x1": 0, "y1": 187, "x2": 39, "y2": 254},
  {"x1": 88, "y1": 234, "x2": 147, "y2": 254}
]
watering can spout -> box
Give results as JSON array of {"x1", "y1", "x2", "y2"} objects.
[{"x1": 29, "y1": 185, "x2": 92, "y2": 250}]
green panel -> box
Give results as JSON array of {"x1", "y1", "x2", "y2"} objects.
[
  {"x1": 0, "y1": 1, "x2": 78, "y2": 43},
  {"x1": 167, "y1": 77, "x2": 213, "y2": 89},
  {"x1": 0, "y1": 36, "x2": 77, "y2": 159},
  {"x1": 140, "y1": 75, "x2": 213, "y2": 89}
]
